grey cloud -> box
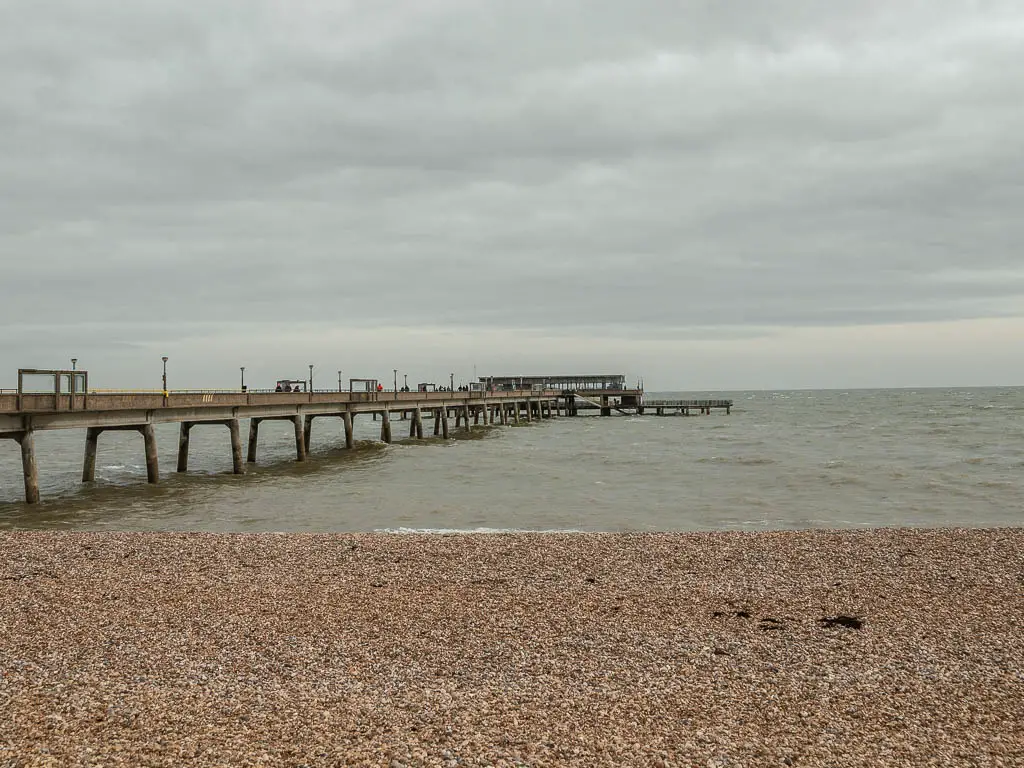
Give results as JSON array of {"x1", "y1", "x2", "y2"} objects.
[{"x1": 2, "y1": 0, "x2": 1024, "y2": 386}]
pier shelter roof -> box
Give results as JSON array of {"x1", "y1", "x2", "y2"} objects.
[{"x1": 482, "y1": 374, "x2": 627, "y2": 391}]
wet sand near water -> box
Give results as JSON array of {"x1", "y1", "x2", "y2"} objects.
[{"x1": 1, "y1": 529, "x2": 1022, "y2": 766}]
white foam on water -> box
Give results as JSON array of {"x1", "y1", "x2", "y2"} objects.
[{"x1": 378, "y1": 526, "x2": 585, "y2": 534}]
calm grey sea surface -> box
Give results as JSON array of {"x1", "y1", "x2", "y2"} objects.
[{"x1": 1, "y1": 389, "x2": 1022, "y2": 532}]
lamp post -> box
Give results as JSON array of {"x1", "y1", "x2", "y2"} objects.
[
  {"x1": 71, "y1": 358, "x2": 77, "y2": 371},
  {"x1": 161, "y1": 357, "x2": 168, "y2": 394},
  {"x1": 240, "y1": 366, "x2": 245, "y2": 391},
  {"x1": 338, "y1": 371, "x2": 342, "y2": 392},
  {"x1": 450, "y1": 372, "x2": 454, "y2": 392},
  {"x1": 403, "y1": 373, "x2": 408, "y2": 391},
  {"x1": 393, "y1": 369, "x2": 397, "y2": 393},
  {"x1": 308, "y1": 364, "x2": 314, "y2": 393}
]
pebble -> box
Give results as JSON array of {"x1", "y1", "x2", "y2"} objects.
[{"x1": 1, "y1": 528, "x2": 1021, "y2": 766}]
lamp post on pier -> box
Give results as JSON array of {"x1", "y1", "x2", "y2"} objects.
[
  {"x1": 240, "y1": 366, "x2": 245, "y2": 392},
  {"x1": 403, "y1": 373, "x2": 408, "y2": 391},
  {"x1": 338, "y1": 371, "x2": 342, "y2": 392},
  {"x1": 393, "y1": 369, "x2": 397, "y2": 393},
  {"x1": 161, "y1": 357, "x2": 168, "y2": 395},
  {"x1": 71, "y1": 358, "x2": 77, "y2": 371},
  {"x1": 308, "y1": 364, "x2": 314, "y2": 393},
  {"x1": 450, "y1": 372, "x2": 454, "y2": 392}
]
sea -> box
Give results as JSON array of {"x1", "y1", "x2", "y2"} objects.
[{"x1": 1, "y1": 388, "x2": 1022, "y2": 532}]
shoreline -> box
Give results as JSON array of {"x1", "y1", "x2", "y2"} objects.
[{"x1": 2, "y1": 527, "x2": 1021, "y2": 766}]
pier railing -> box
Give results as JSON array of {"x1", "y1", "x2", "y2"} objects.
[{"x1": 0, "y1": 388, "x2": 554, "y2": 414}]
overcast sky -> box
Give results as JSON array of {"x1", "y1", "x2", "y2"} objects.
[{"x1": 2, "y1": 1, "x2": 1023, "y2": 391}]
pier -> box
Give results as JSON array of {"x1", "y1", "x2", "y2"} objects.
[
  {"x1": 2, "y1": 369, "x2": 731, "y2": 504},
  {"x1": 0, "y1": 369, "x2": 560, "y2": 504}
]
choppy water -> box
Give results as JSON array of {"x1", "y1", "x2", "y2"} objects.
[{"x1": 1, "y1": 388, "x2": 1022, "y2": 532}]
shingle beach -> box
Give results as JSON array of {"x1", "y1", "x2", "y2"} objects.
[{"x1": 1, "y1": 529, "x2": 1021, "y2": 767}]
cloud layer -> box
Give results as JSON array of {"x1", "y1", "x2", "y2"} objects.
[{"x1": 2, "y1": 1, "x2": 1023, "y2": 388}]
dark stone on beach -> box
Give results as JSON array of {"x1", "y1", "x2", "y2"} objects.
[
  {"x1": 734, "y1": 610, "x2": 752, "y2": 619},
  {"x1": 820, "y1": 615, "x2": 863, "y2": 630},
  {"x1": 585, "y1": 576, "x2": 596, "y2": 584}
]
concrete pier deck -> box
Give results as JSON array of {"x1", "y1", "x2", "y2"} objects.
[{"x1": 0, "y1": 389, "x2": 559, "y2": 504}]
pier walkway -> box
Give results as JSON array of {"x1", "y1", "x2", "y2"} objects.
[
  {"x1": 2, "y1": 370, "x2": 733, "y2": 504},
  {"x1": 0, "y1": 381, "x2": 560, "y2": 504}
]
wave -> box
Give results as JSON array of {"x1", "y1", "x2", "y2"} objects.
[
  {"x1": 696, "y1": 456, "x2": 777, "y2": 466},
  {"x1": 377, "y1": 527, "x2": 586, "y2": 534}
]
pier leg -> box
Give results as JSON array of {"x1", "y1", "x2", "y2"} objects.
[
  {"x1": 454, "y1": 408, "x2": 461, "y2": 428},
  {"x1": 228, "y1": 419, "x2": 244, "y2": 475},
  {"x1": 83, "y1": 426, "x2": 100, "y2": 482},
  {"x1": 513, "y1": 403, "x2": 520, "y2": 424},
  {"x1": 293, "y1": 415, "x2": 306, "y2": 461},
  {"x1": 381, "y1": 410, "x2": 392, "y2": 444},
  {"x1": 142, "y1": 424, "x2": 159, "y2": 484},
  {"x1": 441, "y1": 407, "x2": 450, "y2": 439},
  {"x1": 415, "y1": 408, "x2": 424, "y2": 438},
  {"x1": 525, "y1": 401, "x2": 532, "y2": 422},
  {"x1": 247, "y1": 418, "x2": 260, "y2": 463},
  {"x1": 177, "y1": 422, "x2": 191, "y2": 473},
  {"x1": 463, "y1": 405, "x2": 472, "y2": 432},
  {"x1": 433, "y1": 409, "x2": 441, "y2": 436},
  {"x1": 304, "y1": 415, "x2": 314, "y2": 454},
  {"x1": 474, "y1": 407, "x2": 480, "y2": 425},
  {"x1": 20, "y1": 431, "x2": 40, "y2": 504},
  {"x1": 343, "y1": 412, "x2": 354, "y2": 449},
  {"x1": 500, "y1": 405, "x2": 508, "y2": 425}
]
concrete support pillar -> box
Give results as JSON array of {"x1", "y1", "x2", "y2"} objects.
[
  {"x1": 228, "y1": 419, "x2": 244, "y2": 475},
  {"x1": 304, "y1": 415, "x2": 314, "y2": 454},
  {"x1": 500, "y1": 404, "x2": 508, "y2": 425},
  {"x1": 142, "y1": 424, "x2": 159, "y2": 484},
  {"x1": 343, "y1": 412, "x2": 354, "y2": 449},
  {"x1": 433, "y1": 409, "x2": 441, "y2": 436},
  {"x1": 411, "y1": 407, "x2": 423, "y2": 439},
  {"x1": 380, "y1": 410, "x2": 392, "y2": 444},
  {"x1": 177, "y1": 422, "x2": 192, "y2": 473},
  {"x1": 463, "y1": 404, "x2": 472, "y2": 432},
  {"x1": 83, "y1": 426, "x2": 100, "y2": 482},
  {"x1": 524, "y1": 401, "x2": 532, "y2": 422},
  {"x1": 20, "y1": 431, "x2": 40, "y2": 504},
  {"x1": 247, "y1": 418, "x2": 260, "y2": 463},
  {"x1": 474, "y1": 407, "x2": 480, "y2": 425},
  {"x1": 454, "y1": 407, "x2": 462, "y2": 428},
  {"x1": 513, "y1": 402, "x2": 520, "y2": 424},
  {"x1": 293, "y1": 415, "x2": 306, "y2": 461},
  {"x1": 441, "y1": 407, "x2": 450, "y2": 439}
]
